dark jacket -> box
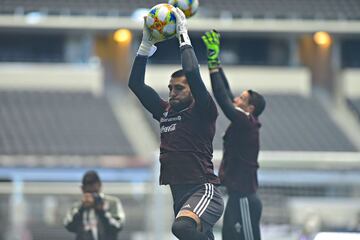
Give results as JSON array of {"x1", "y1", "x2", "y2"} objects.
[{"x1": 64, "y1": 194, "x2": 125, "y2": 240}]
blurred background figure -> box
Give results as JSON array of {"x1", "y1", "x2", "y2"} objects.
[
  {"x1": 64, "y1": 170, "x2": 125, "y2": 240},
  {"x1": 202, "y1": 30, "x2": 266, "y2": 240}
]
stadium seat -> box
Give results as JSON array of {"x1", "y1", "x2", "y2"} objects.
[{"x1": 0, "y1": 90, "x2": 135, "y2": 155}]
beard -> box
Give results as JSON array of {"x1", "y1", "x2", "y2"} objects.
[{"x1": 169, "y1": 97, "x2": 193, "y2": 112}]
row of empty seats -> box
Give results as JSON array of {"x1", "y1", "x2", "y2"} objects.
[
  {"x1": 252, "y1": 94, "x2": 356, "y2": 151},
  {"x1": 201, "y1": 0, "x2": 360, "y2": 19},
  {"x1": 0, "y1": 90, "x2": 134, "y2": 155},
  {"x1": 0, "y1": 89, "x2": 357, "y2": 156},
  {"x1": 0, "y1": 0, "x2": 359, "y2": 20},
  {"x1": 143, "y1": 92, "x2": 357, "y2": 152}
]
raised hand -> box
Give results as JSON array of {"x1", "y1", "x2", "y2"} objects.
[
  {"x1": 202, "y1": 30, "x2": 221, "y2": 69},
  {"x1": 137, "y1": 16, "x2": 159, "y2": 57},
  {"x1": 173, "y1": 7, "x2": 191, "y2": 47}
]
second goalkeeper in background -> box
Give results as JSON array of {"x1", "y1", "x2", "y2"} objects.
[{"x1": 202, "y1": 30, "x2": 266, "y2": 240}]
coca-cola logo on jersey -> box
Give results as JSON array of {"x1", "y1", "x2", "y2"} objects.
[{"x1": 160, "y1": 123, "x2": 177, "y2": 133}]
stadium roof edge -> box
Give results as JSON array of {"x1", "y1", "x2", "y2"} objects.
[{"x1": 0, "y1": 15, "x2": 360, "y2": 34}]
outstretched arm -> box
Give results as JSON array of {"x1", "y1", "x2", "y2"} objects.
[
  {"x1": 128, "y1": 55, "x2": 164, "y2": 120},
  {"x1": 210, "y1": 69, "x2": 251, "y2": 126},
  {"x1": 181, "y1": 45, "x2": 210, "y2": 109},
  {"x1": 219, "y1": 67, "x2": 235, "y2": 101},
  {"x1": 173, "y1": 8, "x2": 215, "y2": 114},
  {"x1": 209, "y1": 70, "x2": 238, "y2": 119},
  {"x1": 128, "y1": 17, "x2": 165, "y2": 120},
  {"x1": 203, "y1": 30, "x2": 251, "y2": 126}
]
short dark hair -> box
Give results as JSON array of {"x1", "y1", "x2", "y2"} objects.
[
  {"x1": 82, "y1": 170, "x2": 101, "y2": 186},
  {"x1": 248, "y1": 90, "x2": 266, "y2": 117},
  {"x1": 171, "y1": 69, "x2": 185, "y2": 78}
]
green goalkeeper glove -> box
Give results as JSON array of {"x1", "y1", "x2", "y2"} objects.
[{"x1": 201, "y1": 30, "x2": 221, "y2": 69}]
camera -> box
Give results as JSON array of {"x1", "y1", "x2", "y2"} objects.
[{"x1": 92, "y1": 193, "x2": 103, "y2": 206}]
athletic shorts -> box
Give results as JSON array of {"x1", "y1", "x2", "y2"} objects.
[{"x1": 176, "y1": 183, "x2": 224, "y2": 229}]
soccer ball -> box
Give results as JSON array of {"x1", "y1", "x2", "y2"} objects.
[
  {"x1": 168, "y1": 0, "x2": 199, "y2": 18},
  {"x1": 146, "y1": 4, "x2": 176, "y2": 41}
]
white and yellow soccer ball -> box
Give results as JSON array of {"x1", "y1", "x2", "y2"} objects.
[
  {"x1": 145, "y1": 3, "x2": 177, "y2": 41},
  {"x1": 168, "y1": 0, "x2": 199, "y2": 18}
]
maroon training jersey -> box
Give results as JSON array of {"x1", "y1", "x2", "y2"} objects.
[
  {"x1": 128, "y1": 47, "x2": 220, "y2": 186},
  {"x1": 219, "y1": 112, "x2": 261, "y2": 194},
  {"x1": 158, "y1": 97, "x2": 220, "y2": 185}
]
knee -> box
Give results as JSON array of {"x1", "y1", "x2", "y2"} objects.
[{"x1": 171, "y1": 216, "x2": 197, "y2": 239}]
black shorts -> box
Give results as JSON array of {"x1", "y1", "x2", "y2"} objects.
[{"x1": 171, "y1": 183, "x2": 224, "y2": 232}]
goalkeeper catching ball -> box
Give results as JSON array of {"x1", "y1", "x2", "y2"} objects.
[{"x1": 129, "y1": 9, "x2": 224, "y2": 240}]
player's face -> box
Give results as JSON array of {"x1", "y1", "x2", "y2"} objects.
[
  {"x1": 168, "y1": 76, "x2": 193, "y2": 111},
  {"x1": 233, "y1": 91, "x2": 252, "y2": 113}
]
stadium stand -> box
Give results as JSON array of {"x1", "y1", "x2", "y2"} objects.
[
  {"x1": 0, "y1": 34, "x2": 64, "y2": 63},
  {"x1": 202, "y1": 0, "x2": 360, "y2": 20},
  {"x1": 0, "y1": 0, "x2": 162, "y2": 16},
  {"x1": 144, "y1": 92, "x2": 357, "y2": 152},
  {"x1": 0, "y1": 0, "x2": 359, "y2": 20},
  {"x1": 246, "y1": 93, "x2": 357, "y2": 151},
  {"x1": 347, "y1": 97, "x2": 360, "y2": 121},
  {"x1": 0, "y1": 90, "x2": 135, "y2": 155}
]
